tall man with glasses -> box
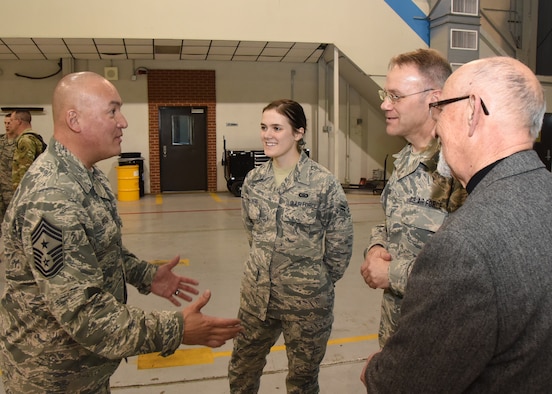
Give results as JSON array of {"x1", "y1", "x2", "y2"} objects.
[
  {"x1": 362, "y1": 55, "x2": 552, "y2": 393},
  {"x1": 360, "y1": 48, "x2": 466, "y2": 348}
]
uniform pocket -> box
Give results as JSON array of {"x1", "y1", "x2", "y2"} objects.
[
  {"x1": 247, "y1": 204, "x2": 261, "y2": 221},
  {"x1": 282, "y1": 206, "x2": 317, "y2": 225},
  {"x1": 401, "y1": 204, "x2": 448, "y2": 233}
]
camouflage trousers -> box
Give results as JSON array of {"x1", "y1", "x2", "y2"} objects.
[
  {"x1": 228, "y1": 308, "x2": 333, "y2": 394},
  {"x1": 378, "y1": 289, "x2": 402, "y2": 348},
  {"x1": 0, "y1": 350, "x2": 114, "y2": 393},
  {"x1": 2, "y1": 371, "x2": 111, "y2": 394},
  {"x1": 0, "y1": 187, "x2": 14, "y2": 234}
]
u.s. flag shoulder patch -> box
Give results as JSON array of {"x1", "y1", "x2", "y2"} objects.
[{"x1": 31, "y1": 218, "x2": 64, "y2": 278}]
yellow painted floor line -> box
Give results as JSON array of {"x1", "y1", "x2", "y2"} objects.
[
  {"x1": 149, "y1": 259, "x2": 190, "y2": 266},
  {"x1": 138, "y1": 348, "x2": 214, "y2": 369},
  {"x1": 155, "y1": 194, "x2": 163, "y2": 205},
  {"x1": 0, "y1": 336, "x2": 378, "y2": 373},
  {"x1": 137, "y1": 334, "x2": 378, "y2": 369},
  {"x1": 210, "y1": 192, "x2": 222, "y2": 203},
  {"x1": 328, "y1": 334, "x2": 378, "y2": 345}
]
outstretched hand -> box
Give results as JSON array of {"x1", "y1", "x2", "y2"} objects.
[
  {"x1": 150, "y1": 255, "x2": 200, "y2": 306},
  {"x1": 182, "y1": 289, "x2": 243, "y2": 348}
]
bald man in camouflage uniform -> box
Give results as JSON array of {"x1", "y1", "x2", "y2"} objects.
[
  {"x1": 10, "y1": 110, "x2": 45, "y2": 189},
  {"x1": 0, "y1": 113, "x2": 16, "y2": 227},
  {"x1": 0, "y1": 71, "x2": 241, "y2": 393},
  {"x1": 360, "y1": 49, "x2": 467, "y2": 348}
]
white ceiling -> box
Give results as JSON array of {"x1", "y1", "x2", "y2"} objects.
[{"x1": 0, "y1": 38, "x2": 327, "y2": 63}]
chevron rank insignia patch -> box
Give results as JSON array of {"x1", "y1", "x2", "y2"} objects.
[{"x1": 31, "y1": 218, "x2": 64, "y2": 278}]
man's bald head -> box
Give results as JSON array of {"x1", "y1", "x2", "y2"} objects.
[
  {"x1": 435, "y1": 56, "x2": 546, "y2": 186},
  {"x1": 51, "y1": 71, "x2": 127, "y2": 168},
  {"x1": 449, "y1": 56, "x2": 545, "y2": 139},
  {"x1": 52, "y1": 72, "x2": 116, "y2": 126}
]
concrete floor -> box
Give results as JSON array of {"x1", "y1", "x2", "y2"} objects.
[{"x1": 0, "y1": 190, "x2": 384, "y2": 393}]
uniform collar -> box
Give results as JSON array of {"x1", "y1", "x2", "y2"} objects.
[
  {"x1": 258, "y1": 150, "x2": 311, "y2": 185},
  {"x1": 393, "y1": 138, "x2": 440, "y2": 176},
  {"x1": 50, "y1": 138, "x2": 99, "y2": 195}
]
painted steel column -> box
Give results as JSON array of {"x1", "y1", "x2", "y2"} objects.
[
  {"x1": 332, "y1": 45, "x2": 340, "y2": 177},
  {"x1": 344, "y1": 82, "x2": 350, "y2": 185}
]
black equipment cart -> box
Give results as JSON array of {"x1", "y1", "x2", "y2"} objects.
[{"x1": 222, "y1": 138, "x2": 269, "y2": 197}]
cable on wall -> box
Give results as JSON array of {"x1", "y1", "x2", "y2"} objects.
[{"x1": 15, "y1": 58, "x2": 63, "y2": 80}]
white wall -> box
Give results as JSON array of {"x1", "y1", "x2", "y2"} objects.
[
  {"x1": 1, "y1": 1, "x2": 549, "y2": 193},
  {"x1": 0, "y1": 0, "x2": 426, "y2": 81},
  {"x1": 479, "y1": 36, "x2": 552, "y2": 115},
  {"x1": 0, "y1": 0, "x2": 449, "y2": 193},
  {"x1": 0, "y1": 57, "x2": 406, "y2": 192}
]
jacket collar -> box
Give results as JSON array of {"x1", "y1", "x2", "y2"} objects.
[
  {"x1": 468, "y1": 150, "x2": 544, "y2": 194},
  {"x1": 254, "y1": 150, "x2": 311, "y2": 187},
  {"x1": 50, "y1": 137, "x2": 108, "y2": 197}
]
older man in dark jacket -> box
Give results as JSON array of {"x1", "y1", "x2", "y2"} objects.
[{"x1": 362, "y1": 56, "x2": 552, "y2": 392}]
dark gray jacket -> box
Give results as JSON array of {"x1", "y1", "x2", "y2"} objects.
[{"x1": 365, "y1": 150, "x2": 552, "y2": 393}]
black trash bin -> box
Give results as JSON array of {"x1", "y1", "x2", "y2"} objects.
[{"x1": 118, "y1": 152, "x2": 145, "y2": 197}]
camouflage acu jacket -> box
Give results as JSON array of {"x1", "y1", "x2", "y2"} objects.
[
  {"x1": 0, "y1": 133, "x2": 16, "y2": 201},
  {"x1": 0, "y1": 139, "x2": 183, "y2": 393},
  {"x1": 12, "y1": 129, "x2": 45, "y2": 189},
  {"x1": 369, "y1": 140, "x2": 467, "y2": 347},
  {"x1": 368, "y1": 139, "x2": 467, "y2": 346},
  {"x1": 240, "y1": 152, "x2": 353, "y2": 321},
  {"x1": 369, "y1": 139, "x2": 466, "y2": 295}
]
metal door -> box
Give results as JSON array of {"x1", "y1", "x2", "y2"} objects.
[{"x1": 159, "y1": 106, "x2": 207, "y2": 191}]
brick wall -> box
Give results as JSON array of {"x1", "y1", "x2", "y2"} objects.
[{"x1": 147, "y1": 70, "x2": 217, "y2": 194}]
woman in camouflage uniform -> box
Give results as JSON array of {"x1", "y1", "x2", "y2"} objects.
[{"x1": 228, "y1": 99, "x2": 353, "y2": 394}]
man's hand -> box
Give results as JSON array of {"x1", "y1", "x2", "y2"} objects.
[
  {"x1": 151, "y1": 255, "x2": 200, "y2": 306},
  {"x1": 182, "y1": 289, "x2": 243, "y2": 348},
  {"x1": 360, "y1": 246, "x2": 392, "y2": 289}
]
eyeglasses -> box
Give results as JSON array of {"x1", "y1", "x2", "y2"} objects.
[
  {"x1": 378, "y1": 88, "x2": 434, "y2": 104},
  {"x1": 429, "y1": 95, "x2": 490, "y2": 121}
]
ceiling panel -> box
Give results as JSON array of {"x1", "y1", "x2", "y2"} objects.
[
  {"x1": 96, "y1": 44, "x2": 126, "y2": 54},
  {"x1": 128, "y1": 53, "x2": 154, "y2": 60},
  {"x1": 207, "y1": 54, "x2": 232, "y2": 61},
  {"x1": 124, "y1": 39, "x2": 153, "y2": 45},
  {"x1": 125, "y1": 45, "x2": 153, "y2": 54},
  {"x1": 0, "y1": 38, "x2": 326, "y2": 63},
  {"x1": 234, "y1": 46, "x2": 263, "y2": 56},
  {"x1": 209, "y1": 46, "x2": 235, "y2": 55}
]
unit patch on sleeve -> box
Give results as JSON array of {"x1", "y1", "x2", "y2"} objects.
[{"x1": 31, "y1": 217, "x2": 64, "y2": 278}]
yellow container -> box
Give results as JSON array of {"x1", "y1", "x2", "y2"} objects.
[{"x1": 117, "y1": 165, "x2": 140, "y2": 201}]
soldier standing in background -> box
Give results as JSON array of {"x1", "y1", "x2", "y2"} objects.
[
  {"x1": 360, "y1": 49, "x2": 467, "y2": 348},
  {"x1": 10, "y1": 110, "x2": 46, "y2": 189},
  {"x1": 0, "y1": 71, "x2": 242, "y2": 393},
  {"x1": 3, "y1": 113, "x2": 10, "y2": 130},
  {"x1": 228, "y1": 99, "x2": 353, "y2": 394},
  {"x1": 0, "y1": 113, "x2": 17, "y2": 228}
]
